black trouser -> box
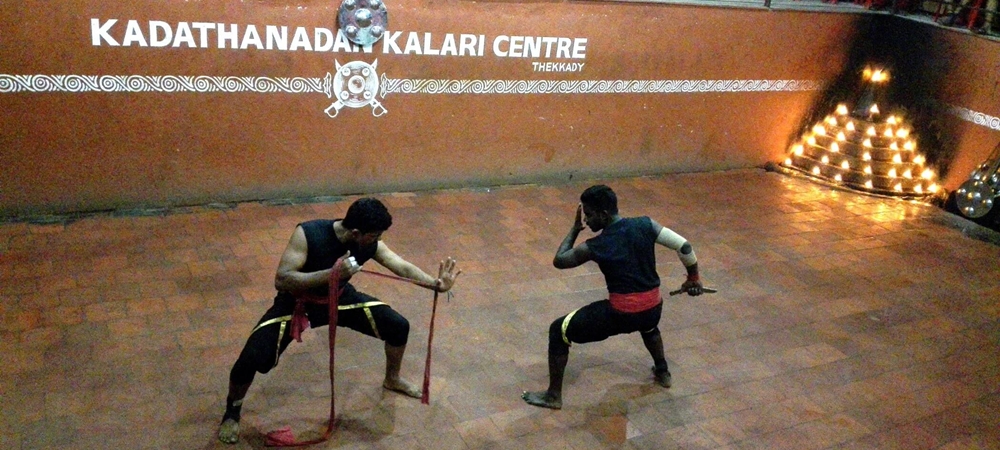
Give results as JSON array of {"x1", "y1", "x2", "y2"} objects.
[
  {"x1": 229, "y1": 285, "x2": 409, "y2": 385},
  {"x1": 548, "y1": 300, "x2": 662, "y2": 356}
]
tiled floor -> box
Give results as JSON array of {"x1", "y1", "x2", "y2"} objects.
[{"x1": 2, "y1": 169, "x2": 998, "y2": 450}]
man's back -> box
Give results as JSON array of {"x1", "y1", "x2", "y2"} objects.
[{"x1": 585, "y1": 216, "x2": 660, "y2": 295}]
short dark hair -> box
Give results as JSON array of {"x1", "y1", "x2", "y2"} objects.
[
  {"x1": 580, "y1": 185, "x2": 618, "y2": 215},
  {"x1": 342, "y1": 198, "x2": 392, "y2": 233}
]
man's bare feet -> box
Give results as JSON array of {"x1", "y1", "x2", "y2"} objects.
[
  {"x1": 521, "y1": 390, "x2": 562, "y2": 409},
  {"x1": 218, "y1": 418, "x2": 240, "y2": 444},
  {"x1": 653, "y1": 367, "x2": 672, "y2": 388},
  {"x1": 383, "y1": 378, "x2": 422, "y2": 398}
]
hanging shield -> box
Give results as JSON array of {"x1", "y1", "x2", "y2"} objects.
[
  {"x1": 955, "y1": 142, "x2": 1000, "y2": 219},
  {"x1": 338, "y1": 0, "x2": 388, "y2": 47},
  {"x1": 955, "y1": 179, "x2": 996, "y2": 218}
]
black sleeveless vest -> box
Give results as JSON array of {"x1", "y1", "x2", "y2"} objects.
[
  {"x1": 298, "y1": 219, "x2": 378, "y2": 298},
  {"x1": 585, "y1": 216, "x2": 660, "y2": 295}
]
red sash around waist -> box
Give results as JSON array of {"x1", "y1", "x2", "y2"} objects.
[{"x1": 609, "y1": 287, "x2": 661, "y2": 313}]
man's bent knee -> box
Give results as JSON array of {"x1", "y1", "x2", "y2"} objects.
[
  {"x1": 382, "y1": 315, "x2": 409, "y2": 347},
  {"x1": 548, "y1": 319, "x2": 570, "y2": 356},
  {"x1": 640, "y1": 326, "x2": 661, "y2": 337},
  {"x1": 229, "y1": 349, "x2": 276, "y2": 385}
]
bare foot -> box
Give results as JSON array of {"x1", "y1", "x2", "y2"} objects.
[
  {"x1": 218, "y1": 418, "x2": 239, "y2": 444},
  {"x1": 383, "y1": 378, "x2": 422, "y2": 398},
  {"x1": 652, "y1": 367, "x2": 672, "y2": 388},
  {"x1": 522, "y1": 390, "x2": 561, "y2": 410}
]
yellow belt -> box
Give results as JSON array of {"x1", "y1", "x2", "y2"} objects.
[
  {"x1": 561, "y1": 308, "x2": 581, "y2": 346},
  {"x1": 336, "y1": 301, "x2": 387, "y2": 339},
  {"x1": 252, "y1": 315, "x2": 291, "y2": 367},
  {"x1": 250, "y1": 301, "x2": 388, "y2": 351}
]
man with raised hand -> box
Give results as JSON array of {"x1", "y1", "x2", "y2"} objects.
[{"x1": 522, "y1": 184, "x2": 703, "y2": 409}]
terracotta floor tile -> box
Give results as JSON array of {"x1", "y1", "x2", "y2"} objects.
[
  {"x1": 910, "y1": 406, "x2": 993, "y2": 449},
  {"x1": 454, "y1": 415, "x2": 505, "y2": 448},
  {"x1": 661, "y1": 423, "x2": 719, "y2": 449},
  {"x1": 694, "y1": 415, "x2": 749, "y2": 446},
  {"x1": 790, "y1": 413, "x2": 872, "y2": 448},
  {"x1": 936, "y1": 434, "x2": 1000, "y2": 450},
  {"x1": 727, "y1": 401, "x2": 803, "y2": 437},
  {"x1": 4, "y1": 171, "x2": 1000, "y2": 448},
  {"x1": 730, "y1": 426, "x2": 816, "y2": 450}
]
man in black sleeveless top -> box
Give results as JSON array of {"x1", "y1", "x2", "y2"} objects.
[
  {"x1": 218, "y1": 198, "x2": 461, "y2": 444},
  {"x1": 522, "y1": 185, "x2": 703, "y2": 409}
]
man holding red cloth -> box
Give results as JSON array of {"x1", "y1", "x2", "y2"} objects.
[
  {"x1": 218, "y1": 198, "x2": 460, "y2": 444},
  {"x1": 522, "y1": 185, "x2": 703, "y2": 409}
]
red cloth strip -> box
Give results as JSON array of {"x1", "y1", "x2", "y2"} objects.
[
  {"x1": 608, "y1": 287, "x2": 661, "y2": 313},
  {"x1": 361, "y1": 270, "x2": 440, "y2": 405},
  {"x1": 421, "y1": 290, "x2": 439, "y2": 404},
  {"x1": 265, "y1": 265, "x2": 442, "y2": 446},
  {"x1": 265, "y1": 257, "x2": 345, "y2": 447}
]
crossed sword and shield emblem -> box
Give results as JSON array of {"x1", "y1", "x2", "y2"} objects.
[{"x1": 322, "y1": 59, "x2": 386, "y2": 118}]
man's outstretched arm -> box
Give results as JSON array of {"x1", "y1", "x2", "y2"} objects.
[{"x1": 373, "y1": 242, "x2": 461, "y2": 292}]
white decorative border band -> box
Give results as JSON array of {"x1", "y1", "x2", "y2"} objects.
[
  {"x1": 947, "y1": 105, "x2": 1000, "y2": 132},
  {"x1": 0, "y1": 74, "x2": 327, "y2": 94},
  {"x1": 1, "y1": 74, "x2": 822, "y2": 96},
  {"x1": 380, "y1": 78, "x2": 821, "y2": 95}
]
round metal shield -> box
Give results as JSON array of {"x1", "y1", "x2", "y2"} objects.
[
  {"x1": 338, "y1": 0, "x2": 388, "y2": 47},
  {"x1": 955, "y1": 178, "x2": 997, "y2": 219},
  {"x1": 332, "y1": 60, "x2": 380, "y2": 108}
]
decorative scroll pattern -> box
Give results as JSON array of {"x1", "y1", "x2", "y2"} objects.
[
  {"x1": 380, "y1": 78, "x2": 821, "y2": 95},
  {"x1": 1, "y1": 73, "x2": 822, "y2": 97},
  {"x1": 947, "y1": 105, "x2": 1000, "y2": 132},
  {"x1": 0, "y1": 74, "x2": 326, "y2": 94}
]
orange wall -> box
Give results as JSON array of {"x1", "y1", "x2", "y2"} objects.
[
  {"x1": 900, "y1": 25, "x2": 1000, "y2": 189},
  {"x1": 0, "y1": 1, "x2": 950, "y2": 216}
]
